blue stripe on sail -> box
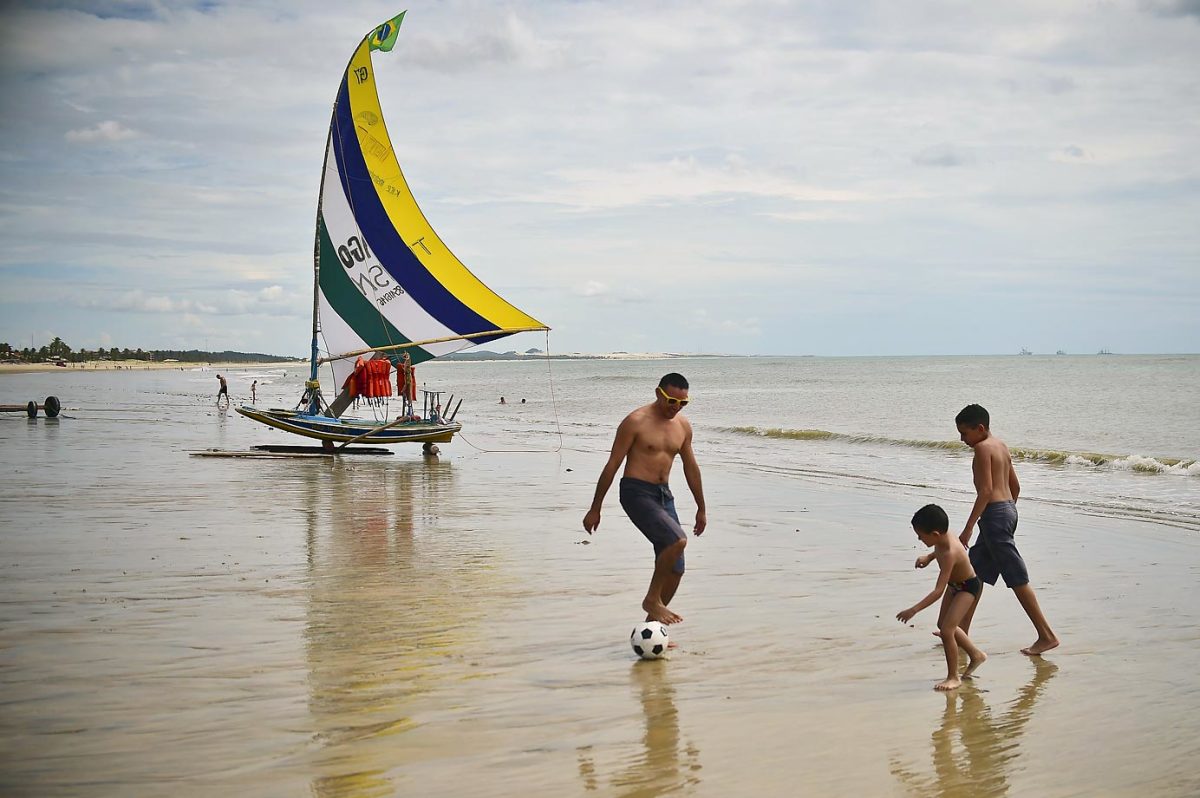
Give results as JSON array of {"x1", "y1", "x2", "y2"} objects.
[{"x1": 330, "y1": 77, "x2": 507, "y2": 347}]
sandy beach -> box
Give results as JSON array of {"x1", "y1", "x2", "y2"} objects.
[
  {"x1": 1, "y1": 445, "x2": 1196, "y2": 796},
  {"x1": 0, "y1": 359, "x2": 1197, "y2": 796}
]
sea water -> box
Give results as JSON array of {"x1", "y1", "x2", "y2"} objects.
[
  {"x1": 1, "y1": 355, "x2": 1198, "y2": 796},
  {"x1": 460, "y1": 354, "x2": 1200, "y2": 530}
]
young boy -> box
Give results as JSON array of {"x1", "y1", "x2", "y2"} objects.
[
  {"x1": 926, "y1": 404, "x2": 1059, "y2": 656},
  {"x1": 898, "y1": 504, "x2": 987, "y2": 691}
]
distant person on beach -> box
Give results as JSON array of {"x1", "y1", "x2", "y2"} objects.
[
  {"x1": 898, "y1": 504, "x2": 987, "y2": 690},
  {"x1": 583, "y1": 373, "x2": 707, "y2": 626},
  {"x1": 500, "y1": 396, "x2": 506, "y2": 404},
  {"x1": 251, "y1": 380, "x2": 257, "y2": 404},
  {"x1": 918, "y1": 404, "x2": 1059, "y2": 656},
  {"x1": 216, "y1": 374, "x2": 229, "y2": 406}
]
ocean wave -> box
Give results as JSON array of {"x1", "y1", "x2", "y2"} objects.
[{"x1": 724, "y1": 426, "x2": 1198, "y2": 476}]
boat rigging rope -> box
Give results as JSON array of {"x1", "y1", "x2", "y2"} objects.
[{"x1": 454, "y1": 329, "x2": 565, "y2": 454}]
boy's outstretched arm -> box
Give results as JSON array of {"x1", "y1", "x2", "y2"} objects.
[
  {"x1": 898, "y1": 553, "x2": 952, "y2": 623},
  {"x1": 679, "y1": 421, "x2": 707, "y2": 535},
  {"x1": 582, "y1": 418, "x2": 636, "y2": 533}
]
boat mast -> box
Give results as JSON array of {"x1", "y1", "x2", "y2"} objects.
[
  {"x1": 302, "y1": 30, "x2": 373, "y2": 417},
  {"x1": 304, "y1": 127, "x2": 335, "y2": 415}
]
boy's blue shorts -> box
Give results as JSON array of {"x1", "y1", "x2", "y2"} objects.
[{"x1": 969, "y1": 500, "x2": 1030, "y2": 588}]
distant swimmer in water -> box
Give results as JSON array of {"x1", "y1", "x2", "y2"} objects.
[
  {"x1": 499, "y1": 396, "x2": 506, "y2": 404},
  {"x1": 216, "y1": 374, "x2": 229, "y2": 406},
  {"x1": 422, "y1": 442, "x2": 440, "y2": 458},
  {"x1": 583, "y1": 373, "x2": 707, "y2": 626},
  {"x1": 898, "y1": 504, "x2": 987, "y2": 691}
]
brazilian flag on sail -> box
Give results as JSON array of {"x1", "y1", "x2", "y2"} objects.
[{"x1": 368, "y1": 11, "x2": 406, "y2": 52}]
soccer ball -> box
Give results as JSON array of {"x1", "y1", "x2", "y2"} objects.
[{"x1": 630, "y1": 621, "x2": 670, "y2": 659}]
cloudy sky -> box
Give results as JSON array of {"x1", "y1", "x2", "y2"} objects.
[{"x1": 1, "y1": 0, "x2": 1197, "y2": 357}]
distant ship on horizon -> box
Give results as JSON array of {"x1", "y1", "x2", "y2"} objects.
[{"x1": 1019, "y1": 348, "x2": 1033, "y2": 355}]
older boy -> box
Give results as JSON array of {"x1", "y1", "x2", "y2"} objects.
[
  {"x1": 898, "y1": 504, "x2": 987, "y2": 690},
  {"x1": 583, "y1": 373, "x2": 707, "y2": 626},
  {"x1": 921, "y1": 404, "x2": 1059, "y2": 656}
]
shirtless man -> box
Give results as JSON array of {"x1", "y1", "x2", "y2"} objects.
[
  {"x1": 921, "y1": 404, "x2": 1059, "y2": 655},
  {"x1": 583, "y1": 373, "x2": 707, "y2": 625}
]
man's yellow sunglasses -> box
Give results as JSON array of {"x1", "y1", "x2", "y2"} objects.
[{"x1": 657, "y1": 386, "x2": 690, "y2": 407}]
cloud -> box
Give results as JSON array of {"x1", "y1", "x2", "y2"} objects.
[
  {"x1": 507, "y1": 155, "x2": 877, "y2": 212},
  {"x1": 64, "y1": 120, "x2": 139, "y2": 143},
  {"x1": 1141, "y1": 0, "x2": 1200, "y2": 19},
  {"x1": 403, "y1": 11, "x2": 568, "y2": 73},
  {"x1": 765, "y1": 208, "x2": 859, "y2": 223},
  {"x1": 912, "y1": 143, "x2": 972, "y2": 168},
  {"x1": 83, "y1": 286, "x2": 299, "y2": 317},
  {"x1": 680, "y1": 308, "x2": 764, "y2": 344},
  {"x1": 1, "y1": 0, "x2": 1197, "y2": 356},
  {"x1": 574, "y1": 280, "x2": 609, "y2": 297},
  {"x1": 98, "y1": 291, "x2": 217, "y2": 315}
]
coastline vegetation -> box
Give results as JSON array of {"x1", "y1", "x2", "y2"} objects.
[{"x1": 0, "y1": 338, "x2": 294, "y2": 365}]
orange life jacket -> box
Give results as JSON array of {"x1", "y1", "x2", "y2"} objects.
[
  {"x1": 366, "y1": 358, "x2": 392, "y2": 398},
  {"x1": 343, "y1": 356, "x2": 367, "y2": 399}
]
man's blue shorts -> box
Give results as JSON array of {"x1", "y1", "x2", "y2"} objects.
[
  {"x1": 619, "y1": 477, "x2": 686, "y2": 574},
  {"x1": 969, "y1": 500, "x2": 1030, "y2": 588}
]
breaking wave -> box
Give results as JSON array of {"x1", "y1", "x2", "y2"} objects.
[{"x1": 724, "y1": 426, "x2": 1199, "y2": 476}]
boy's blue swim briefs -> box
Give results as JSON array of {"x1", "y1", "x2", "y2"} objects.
[
  {"x1": 969, "y1": 500, "x2": 1030, "y2": 588},
  {"x1": 619, "y1": 477, "x2": 686, "y2": 574}
]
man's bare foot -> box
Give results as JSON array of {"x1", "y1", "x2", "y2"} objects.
[
  {"x1": 962, "y1": 651, "x2": 987, "y2": 679},
  {"x1": 1021, "y1": 637, "x2": 1059, "y2": 656},
  {"x1": 935, "y1": 677, "x2": 962, "y2": 691},
  {"x1": 642, "y1": 599, "x2": 682, "y2": 625}
]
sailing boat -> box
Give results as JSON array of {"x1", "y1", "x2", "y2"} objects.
[{"x1": 238, "y1": 12, "x2": 547, "y2": 447}]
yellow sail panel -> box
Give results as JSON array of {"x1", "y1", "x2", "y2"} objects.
[{"x1": 345, "y1": 42, "x2": 545, "y2": 332}]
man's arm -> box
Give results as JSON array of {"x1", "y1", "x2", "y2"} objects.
[
  {"x1": 959, "y1": 450, "x2": 993, "y2": 547},
  {"x1": 582, "y1": 417, "x2": 636, "y2": 533},
  {"x1": 1008, "y1": 456, "x2": 1020, "y2": 502},
  {"x1": 679, "y1": 421, "x2": 707, "y2": 535}
]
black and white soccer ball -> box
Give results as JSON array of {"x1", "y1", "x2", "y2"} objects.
[{"x1": 630, "y1": 621, "x2": 670, "y2": 659}]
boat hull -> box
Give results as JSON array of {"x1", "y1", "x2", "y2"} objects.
[{"x1": 236, "y1": 406, "x2": 460, "y2": 444}]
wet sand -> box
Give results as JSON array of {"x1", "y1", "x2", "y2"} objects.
[{"x1": 1, "y1": 421, "x2": 1198, "y2": 796}]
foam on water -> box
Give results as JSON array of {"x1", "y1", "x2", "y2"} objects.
[{"x1": 726, "y1": 426, "x2": 1198, "y2": 477}]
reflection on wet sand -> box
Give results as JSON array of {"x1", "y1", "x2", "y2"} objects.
[
  {"x1": 300, "y1": 458, "x2": 472, "y2": 797},
  {"x1": 577, "y1": 662, "x2": 701, "y2": 796},
  {"x1": 891, "y1": 658, "x2": 1059, "y2": 797}
]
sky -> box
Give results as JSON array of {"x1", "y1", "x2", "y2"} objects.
[{"x1": 1, "y1": 0, "x2": 1198, "y2": 357}]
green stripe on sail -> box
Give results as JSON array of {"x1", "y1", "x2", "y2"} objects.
[{"x1": 317, "y1": 215, "x2": 436, "y2": 365}]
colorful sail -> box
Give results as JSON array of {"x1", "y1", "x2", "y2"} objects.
[{"x1": 316, "y1": 13, "x2": 547, "y2": 392}]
